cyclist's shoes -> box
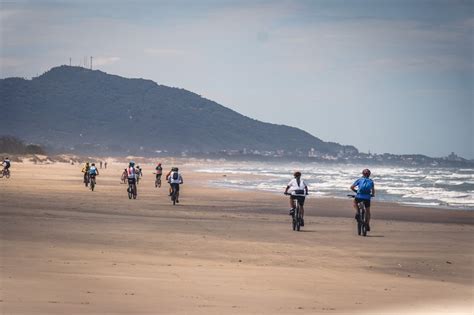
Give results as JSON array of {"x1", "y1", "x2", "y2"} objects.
[
  {"x1": 176, "y1": 199, "x2": 179, "y2": 203},
  {"x1": 355, "y1": 214, "x2": 360, "y2": 221},
  {"x1": 301, "y1": 219, "x2": 305, "y2": 226},
  {"x1": 289, "y1": 208, "x2": 295, "y2": 216},
  {"x1": 366, "y1": 224, "x2": 371, "y2": 232}
]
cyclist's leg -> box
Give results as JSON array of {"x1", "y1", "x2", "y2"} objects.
[
  {"x1": 365, "y1": 205, "x2": 371, "y2": 228},
  {"x1": 289, "y1": 196, "x2": 295, "y2": 209},
  {"x1": 353, "y1": 199, "x2": 360, "y2": 220},
  {"x1": 176, "y1": 184, "x2": 180, "y2": 202},
  {"x1": 299, "y1": 200, "x2": 305, "y2": 219}
]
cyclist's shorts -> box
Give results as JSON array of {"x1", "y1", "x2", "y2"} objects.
[
  {"x1": 355, "y1": 198, "x2": 370, "y2": 208},
  {"x1": 156, "y1": 173, "x2": 162, "y2": 178},
  {"x1": 171, "y1": 183, "x2": 180, "y2": 192},
  {"x1": 290, "y1": 195, "x2": 305, "y2": 206},
  {"x1": 128, "y1": 178, "x2": 136, "y2": 184}
]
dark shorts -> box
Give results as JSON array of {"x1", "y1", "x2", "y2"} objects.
[
  {"x1": 170, "y1": 183, "x2": 180, "y2": 192},
  {"x1": 156, "y1": 173, "x2": 162, "y2": 179},
  {"x1": 290, "y1": 195, "x2": 305, "y2": 206},
  {"x1": 355, "y1": 198, "x2": 371, "y2": 208},
  {"x1": 128, "y1": 178, "x2": 136, "y2": 184}
]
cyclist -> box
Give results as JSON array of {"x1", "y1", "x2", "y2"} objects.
[
  {"x1": 350, "y1": 168, "x2": 375, "y2": 231},
  {"x1": 155, "y1": 162, "x2": 163, "y2": 186},
  {"x1": 89, "y1": 163, "x2": 99, "y2": 185},
  {"x1": 136, "y1": 165, "x2": 142, "y2": 184},
  {"x1": 168, "y1": 167, "x2": 183, "y2": 203},
  {"x1": 81, "y1": 162, "x2": 90, "y2": 185},
  {"x1": 121, "y1": 168, "x2": 128, "y2": 183},
  {"x1": 2, "y1": 157, "x2": 11, "y2": 172},
  {"x1": 165, "y1": 167, "x2": 175, "y2": 195},
  {"x1": 284, "y1": 171, "x2": 308, "y2": 226},
  {"x1": 127, "y1": 161, "x2": 138, "y2": 195},
  {"x1": 155, "y1": 163, "x2": 163, "y2": 179}
]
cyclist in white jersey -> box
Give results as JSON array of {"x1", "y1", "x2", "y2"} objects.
[{"x1": 284, "y1": 171, "x2": 308, "y2": 226}]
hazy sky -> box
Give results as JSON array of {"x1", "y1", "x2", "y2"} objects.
[{"x1": 1, "y1": 0, "x2": 473, "y2": 158}]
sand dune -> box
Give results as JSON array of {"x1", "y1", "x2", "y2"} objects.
[{"x1": 0, "y1": 161, "x2": 472, "y2": 314}]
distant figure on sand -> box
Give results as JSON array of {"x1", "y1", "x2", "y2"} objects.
[
  {"x1": 284, "y1": 171, "x2": 308, "y2": 226},
  {"x1": 100, "y1": 161, "x2": 103, "y2": 169},
  {"x1": 350, "y1": 169, "x2": 375, "y2": 231},
  {"x1": 104, "y1": 161, "x2": 107, "y2": 169}
]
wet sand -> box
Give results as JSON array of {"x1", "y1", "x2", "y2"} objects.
[{"x1": 0, "y1": 161, "x2": 473, "y2": 314}]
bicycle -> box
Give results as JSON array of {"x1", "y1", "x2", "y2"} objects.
[
  {"x1": 285, "y1": 192, "x2": 304, "y2": 231},
  {"x1": 89, "y1": 174, "x2": 96, "y2": 191},
  {"x1": 170, "y1": 183, "x2": 179, "y2": 205},
  {"x1": 153, "y1": 173, "x2": 162, "y2": 188},
  {"x1": 127, "y1": 179, "x2": 137, "y2": 199},
  {"x1": 348, "y1": 195, "x2": 368, "y2": 236},
  {"x1": 83, "y1": 173, "x2": 90, "y2": 187},
  {"x1": 0, "y1": 168, "x2": 10, "y2": 179}
]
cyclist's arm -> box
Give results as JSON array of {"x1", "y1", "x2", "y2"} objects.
[
  {"x1": 371, "y1": 185, "x2": 375, "y2": 197},
  {"x1": 180, "y1": 176, "x2": 183, "y2": 184},
  {"x1": 284, "y1": 185, "x2": 290, "y2": 194},
  {"x1": 350, "y1": 184, "x2": 357, "y2": 193}
]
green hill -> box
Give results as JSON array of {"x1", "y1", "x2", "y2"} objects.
[{"x1": 0, "y1": 66, "x2": 357, "y2": 155}]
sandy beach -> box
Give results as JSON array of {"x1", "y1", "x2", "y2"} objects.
[{"x1": 0, "y1": 161, "x2": 473, "y2": 314}]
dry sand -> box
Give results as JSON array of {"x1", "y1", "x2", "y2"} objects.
[{"x1": 0, "y1": 161, "x2": 473, "y2": 314}]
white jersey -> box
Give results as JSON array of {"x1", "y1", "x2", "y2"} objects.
[
  {"x1": 287, "y1": 178, "x2": 307, "y2": 195},
  {"x1": 168, "y1": 171, "x2": 183, "y2": 184}
]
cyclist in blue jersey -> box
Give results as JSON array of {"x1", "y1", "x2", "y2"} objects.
[{"x1": 350, "y1": 169, "x2": 375, "y2": 231}]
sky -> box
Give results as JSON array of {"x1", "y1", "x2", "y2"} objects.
[{"x1": 1, "y1": 0, "x2": 473, "y2": 158}]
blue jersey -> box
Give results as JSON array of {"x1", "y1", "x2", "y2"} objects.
[
  {"x1": 353, "y1": 177, "x2": 374, "y2": 200},
  {"x1": 89, "y1": 166, "x2": 98, "y2": 175}
]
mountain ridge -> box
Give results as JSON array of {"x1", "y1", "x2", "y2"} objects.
[{"x1": 1, "y1": 65, "x2": 357, "y2": 155}]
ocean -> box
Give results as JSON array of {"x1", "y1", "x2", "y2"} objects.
[{"x1": 196, "y1": 162, "x2": 474, "y2": 209}]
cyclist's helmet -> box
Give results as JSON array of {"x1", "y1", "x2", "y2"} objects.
[
  {"x1": 294, "y1": 171, "x2": 301, "y2": 178},
  {"x1": 136, "y1": 165, "x2": 140, "y2": 168},
  {"x1": 157, "y1": 163, "x2": 161, "y2": 166},
  {"x1": 172, "y1": 167, "x2": 178, "y2": 171},
  {"x1": 91, "y1": 163, "x2": 95, "y2": 166},
  {"x1": 362, "y1": 169, "x2": 371, "y2": 177},
  {"x1": 86, "y1": 162, "x2": 89, "y2": 165},
  {"x1": 129, "y1": 161, "x2": 135, "y2": 167}
]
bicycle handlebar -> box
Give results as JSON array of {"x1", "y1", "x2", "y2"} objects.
[{"x1": 284, "y1": 192, "x2": 308, "y2": 196}]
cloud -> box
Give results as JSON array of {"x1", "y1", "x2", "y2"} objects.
[
  {"x1": 143, "y1": 48, "x2": 186, "y2": 56},
  {"x1": 93, "y1": 56, "x2": 120, "y2": 66}
]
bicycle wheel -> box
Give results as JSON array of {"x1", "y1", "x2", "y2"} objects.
[
  {"x1": 5, "y1": 171, "x2": 10, "y2": 179},
  {"x1": 361, "y1": 210, "x2": 367, "y2": 236},
  {"x1": 133, "y1": 184, "x2": 137, "y2": 199},
  {"x1": 296, "y1": 206, "x2": 301, "y2": 231},
  {"x1": 128, "y1": 184, "x2": 132, "y2": 199},
  {"x1": 0, "y1": 171, "x2": 4, "y2": 178}
]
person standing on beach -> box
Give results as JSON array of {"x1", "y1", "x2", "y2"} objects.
[
  {"x1": 284, "y1": 171, "x2": 309, "y2": 226},
  {"x1": 350, "y1": 169, "x2": 375, "y2": 231},
  {"x1": 100, "y1": 161, "x2": 103, "y2": 169},
  {"x1": 104, "y1": 161, "x2": 107, "y2": 169}
]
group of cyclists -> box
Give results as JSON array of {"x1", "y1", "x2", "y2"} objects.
[
  {"x1": 77, "y1": 159, "x2": 374, "y2": 232},
  {"x1": 81, "y1": 160, "x2": 184, "y2": 203},
  {"x1": 81, "y1": 162, "x2": 99, "y2": 187},
  {"x1": 284, "y1": 168, "x2": 375, "y2": 231}
]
